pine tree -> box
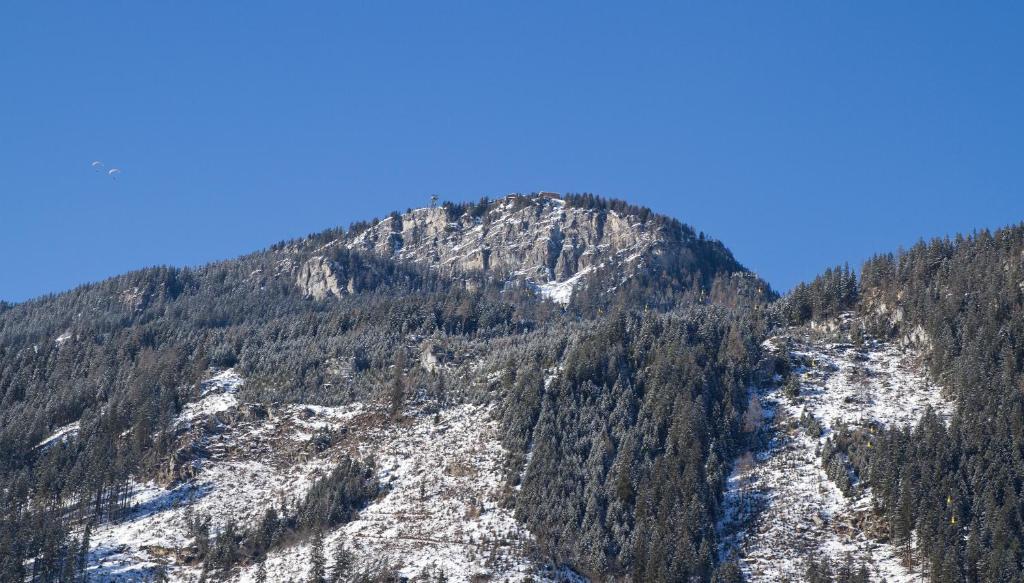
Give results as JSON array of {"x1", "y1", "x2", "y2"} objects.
[
  {"x1": 389, "y1": 351, "x2": 407, "y2": 419},
  {"x1": 711, "y1": 559, "x2": 743, "y2": 583},
  {"x1": 329, "y1": 538, "x2": 354, "y2": 582},
  {"x1": 255, "y1": 558, "x2": 268, "y2": 583},
  {"x1": 77, "y1": 522, "x2": 91, "y2": 582},
  {"x1": 308, "y1": 530, "x2": 326, "y2": 583},
  {"x1": 896, "y1": 473, "x2": 915, "y2": 565},
  {"x1": 60, "y1": 548, "x2": 77, "y2": 583}
]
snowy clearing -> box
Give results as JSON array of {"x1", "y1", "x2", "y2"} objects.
[
  {"x1": 36, "y1": 421, "x2": 80, "y2": 451},
  {"x1": 718, "y1": 318, "x2": 952, "y2": 581},
  {"x1": 238, "y1": 404, "x2": 544, "y2": 582},
  {"x1": 82, "y1": 369, "x2": 552, "y2": 582}
]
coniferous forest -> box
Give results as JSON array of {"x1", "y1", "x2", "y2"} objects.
[{"x1": 1, "y1": 195, "x2": 1024, "y2": 581}]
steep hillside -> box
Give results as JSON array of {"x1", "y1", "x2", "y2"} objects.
[
  {"x1": 11, "y1": 195, "x2": 1024, "y2": 582},
  {"x1": 80, "y1": 370, "x2": 546, "y2": 582},
  {"x1": 718, "y1": 314, "x2": 952, "y2": 581},
  {"x1": 0, "y1": 193, "x2": 772, "y2": 582},
  {"x1": 7, "y1": 194, "x2": 1024, "y2": 582},
  {"x1": 746, "y1": 224, "x2": 1024, "y2": 581}
]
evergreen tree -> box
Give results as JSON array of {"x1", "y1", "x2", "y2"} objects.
[
  {"x1": 309, "y1": 529, "x2": 326, "y2": 583},
  {"x1": 329, "y1": 538, "x2": 355, "y2": 582},
  {"x1": 77, "y1": 521, "x2": 91, "y2": 583}
]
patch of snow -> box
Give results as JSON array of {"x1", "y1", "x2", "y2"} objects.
[
  {"x1": 533, "y1": 267, "x2": 594, "y2": 306},
  {"x1": 86, "y1": 398, "x2": 362, "y2": 580},
  {"x1": 200, "y1": 368, "x2": 244, "y2": 397},
  {"x1": 791, "y1": 339, "x2": 951, "y2": 430},
  {"x1": 718, "y1": 318, "x2": 951, "y2": 581},
  {"x1": 36, "y1": 421, "x2": 80, "y2": 450},
  {"x1": 175, "y1": 369, "x2": 245, "y2": 428}
]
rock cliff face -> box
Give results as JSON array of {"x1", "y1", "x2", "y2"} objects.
[
  {"x1": 295, "y1": 256, "x2": 349, "y2": 300},
  {"x1": 289, "y1": 193, "x2": 755, "y2": 305},
  {"x1": 348, "y1": 195, "x2": 658, "y2": 282},
  {"x1": 333, "y1": 194, "x2": 695, "y2": 303}
]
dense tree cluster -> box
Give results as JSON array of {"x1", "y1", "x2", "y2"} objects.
[
  {"x1": 297, "y1": 456, "x2": 378, "y2": 531},
  {"x1": 780, "y1": 264, "x2": 858, "y2": 325},
  {"x1": 816, "y1": 225, "x2": 1024, "y2": 581},
  {"x1": 803, "y1": 554, "x2": 870, "y2": 583},
  {"x1": 496, "y1": 305, "x2": 768, "y2": 580}
]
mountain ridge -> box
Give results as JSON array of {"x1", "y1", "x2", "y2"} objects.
[
  {"x1": 6, "y1": 195, "x2": 1024, "y2": 582},
  {"x1": 2, "y1": 192, "x2": 767, "y2": 311}
]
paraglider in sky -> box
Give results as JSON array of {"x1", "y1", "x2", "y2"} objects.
[
  {"x1": 107, "y1": 168, "x2": 121, "y2": 180},
  {"x1": 91, "y1": 160, "x2": 104, "y2": 171}
]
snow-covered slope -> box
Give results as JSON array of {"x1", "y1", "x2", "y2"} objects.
[
  {"x1": 175, "y1": 368, "x2": 244, "y2": 427},
  {"x1": 718, "y1": 315, "x2": 953, "y2": 581},
  {"x1": 79, "y1": 371, "x2": 553, "y2": 582},
  {"x1": 241, "y1": 404, "x2": 541, "y2": 582},
  {"x1": 85, "y1": 371, "x2": 361, "y2": 580}
]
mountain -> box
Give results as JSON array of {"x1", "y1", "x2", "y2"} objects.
[{"x1": 1, "y1": 195, "x2": 1023, "y2": 582}]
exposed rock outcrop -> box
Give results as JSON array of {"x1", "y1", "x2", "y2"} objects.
[
  {"x1": 341, "y1": 195, "x2": 691, "y2": 304},
  {"x1": 296, "y1": 256, "x2": 348, "y2": 300},
  {"x1": 282, "y1": 193, "x2": 760, "y2": 305},
  {"x1": 348, "y1": 197, "x2": 657, "y2": 285}
]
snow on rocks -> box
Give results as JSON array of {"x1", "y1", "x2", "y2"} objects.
[
  {"x1": 175, "y1": 368, "x2": 245, "y2": 428},
  {"x1": 788, "y1": 337, "x2": 952, "y2": 431},
  {"x1": 718, "y1": 317, "x2": 952, "y2": 581},
  {"x1": 87, "y1": 455, "x2": 344, "y2": 581},
  {"x1": 533, "y1": 266, "x2": 593, "y2": 305},
  {"x1": 342, "y1": 194, "x2": 663, "y2": 308}
]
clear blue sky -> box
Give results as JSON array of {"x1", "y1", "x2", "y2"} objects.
[{"x1": 2, "y1": 2, "x2": 1022, "y2": 302}]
